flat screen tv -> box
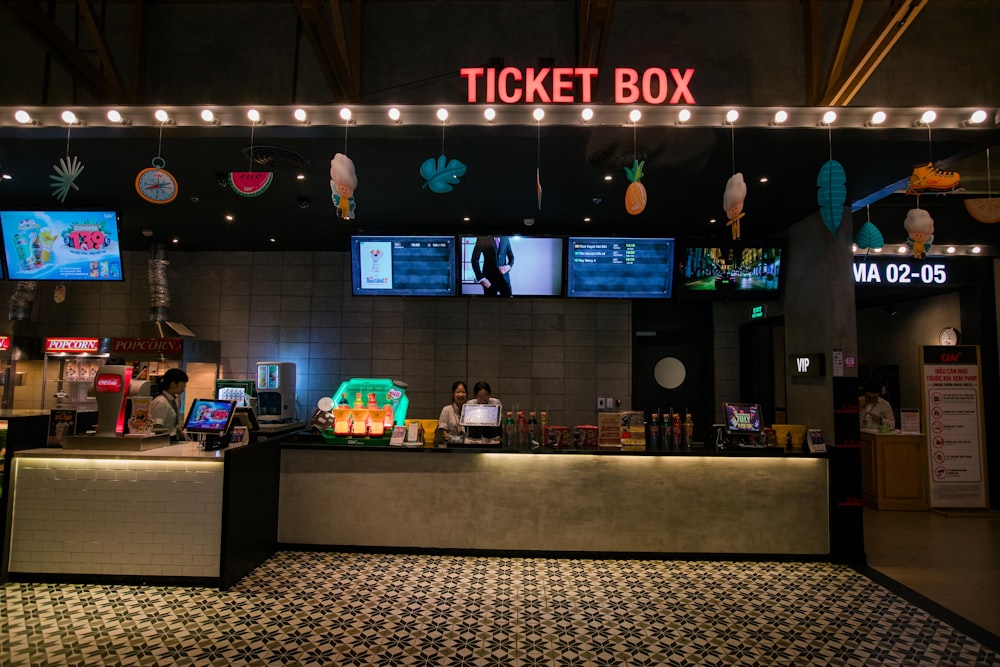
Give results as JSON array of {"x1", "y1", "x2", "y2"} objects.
[
  {"x1": 723, "y1": 402, "x2": 763, "y2": 434},
  {"x1": 676, "y1": 245, "x2": 782, "y2": 298},
  {"x1": 459, "y1": 235, "x2": 563, "y2": 296},
  {"x1": 184, "y1": 398, "x2": 237, "y2": 436},
  {"x1": 351, "y1": 235, "x2": 456, "y2": 297},
  {"x1": 566, "y1": 237, "x2": 675, "y2": 298},
  {"x1": 0, "y1": 210, "x2": 123, "y2": 281}
]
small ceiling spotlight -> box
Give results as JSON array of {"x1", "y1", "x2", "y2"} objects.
[
  {"x1": 581, "y1": 107, "x2": 594, "y2": 122},
  {"x1": 463, "y1": 216, "x2": 470, "y2": 222},
  {"x1": 583, "y1": 217, "x2": 591, "y2": 222},
  {"x1": 106, "y1": 109, "x2": 129, "y2": 125},
  {"x1": 759, "y1": 177, "x2": 768, "y2": 183},
  {"x1": 919, "y1": 110, "x2": 937, "y2": 126},
  {"x1": 946, "y1": 245, "x2": 956, "y2": 254},
  {"x1": 628, "y1": 109, "x2": 641, "y2": 123},
  {"x1": 141, "y1": 229, "x2": 153, "y2": 237},
  {"x1": 971, "y1": 246, "x2": 983, "y2": 254},
  {"x1": 296, "y1": 173, "x2": 305, "y2": 180},
  {"x1": 61, "y1": 110, "x2": 80, "y2": 125},
  {"x1": 483, "y1": 107, "x2": 496, "y2": 123},
  {"x1": 532, "y1": 107, "x2": 545, "y2": 121},
  {"x1": 200, "y1": 109, "x2": 219, "y2": 125},
  {"x1": 270, "y1": 237, "x2": 277, "y2": 243},
  {"x1": 770, "y1": 110, "x2": 788, "y2": 125},
  {"x1": 436, "y1": 108, "x2": 449, "y2": 122},
  {"x1": 603, "y1": 175, "x2": 613, "y2": 181},
  {"x1": 709, "y1": 218, "x2": 717, "y2": 224},
  {"x1": 339, "y1": 107, "x2": 352, "y2": 121},
  {"x1": 387, "y1": 107, "x2": 401, "y2": 123},
  {"x1": 247, "y1": 109, "x2": 261, "y2": 123},
  {"x1": 897, "y1": 245, "x2": 908, "y2": 254},
  {"x1": 866, "y1": 111, "x2": 887, "y2": 127},
  {"x1": 14, "y1": 109, "x2": 35, "y2": 124},
  {"x1": 294, "y1": 108, "x2": 308, "y2": 123},
  {"x1": 224, "y1": 214, "x2": 234, "y2": 222},
  {"x1": 821, "y1": 110, "x2": 837, "y2": 125},
  {"x1": 676, "y1": 108, "x2": 691, "y2": 124},
  {"x1": 154, "y1": 109, "x2": 171, "y2": 123},
  {"x1": 725, "y1": 109, "x2": 739, "y2": 124},
  {"x1": 171, "y1": 237, "x2": 179, "y2": 244}
]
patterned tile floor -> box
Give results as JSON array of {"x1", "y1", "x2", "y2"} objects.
[{"x1": 2, "y1": 551, "x2": 998, "y2": 666}]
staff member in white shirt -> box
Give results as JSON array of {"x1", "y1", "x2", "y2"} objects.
[
  {"x1": 150, "y1": 368, "x2": 189, "y2": 440},
  {"x1": 860, "y1": 380, "x2": 895, "y2": 431}
]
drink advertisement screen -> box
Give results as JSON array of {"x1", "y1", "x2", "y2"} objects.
[{"x1": 0, "y1": 210, "x2": 123, "y2": 281}]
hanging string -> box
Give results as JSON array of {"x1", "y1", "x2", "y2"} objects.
[
  {"x1": 537, "y1": 118, "x2": 541, "y2": 170},
  {"x1": 927, "y1": 125, "x2": 933, "y2": 163},
  {"x1": 344, "y1": 118, "x2": 349, "y2": 154},
  {"x1": 632, "y1": 120, "x2": 637, "y2": 164},
  {"x1": 65, "y1": 125, "x2": 72, "y2": 158},
  {"x1": 248, "y1": 121, "x2": 256, "y2": 173},
  {"x1": 157, "y1": 122, "x2": 165, "y2": 160},
  {"x1": 441, "y1": 123, "x2": 445, "y2": 157},
  {"x1": 987, "y1": 147, "x2": 993, "y2": 199},
  {"x1": 730, "y1": 122, "x2": 736, "y2": 174},
  {"x1": 866, "y1": 204, "x2": 870, "y2": 220},
  {"x1": 827, "y1": 124, "x2": 833, "y2": 161}
]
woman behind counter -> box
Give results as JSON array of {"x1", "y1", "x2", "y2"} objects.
[{"x1": 436, "y1": 380, "x2": 468, "y2": 445}]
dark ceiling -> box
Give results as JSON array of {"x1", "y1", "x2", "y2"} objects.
[{"x1": 1, "y1": 118, "x2": 998, "y2": 252}]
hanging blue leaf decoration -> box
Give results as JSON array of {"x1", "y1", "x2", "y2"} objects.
[
  {"x1": 420, "y1": 155, "x2": 467, "y2": 193},
  {"x1": 817, "y1": 160, "x2": 847, "y2": 237},
  {"x1": 855, "y1": 221, "x2": 885, "y2": 250}
]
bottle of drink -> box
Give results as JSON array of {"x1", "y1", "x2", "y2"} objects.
[
  {"x1": 30, "y1": 233, "x2": 43, "y2": 267},
  {"x1": 650, "y1": 412, "x2": 660, "y2": 451},
  {"x1": 367, "y1": 393, "x2": 378, "y2": 410},
  {"x1": 684, "y1": 412, "x2": 695, "y2": 448},
  {"x1": 527, "y1": 411, "x2": 538, "y2": 450},
  {"x1": 354, "y1": 392, "x2": 363, "y2": 408},
  {"x1": 383, "y1": 403, "x2": 394, "y2": 429},
  {"x1": 672, "y1": 413, "x2": 682, "y2": 449},
  {"x1": 539, "y1": 411, "x2": 549, "y2": 449},
  {"x1": 664, "y1": 409, "x2": 673, "y2": 450},
  {"x1": 337, "y1": 393, "x2": 349, "y2": 408},
  {"x1": 516, "y1": 411, "x2": 527, "y2": 450},
  {"x1": 504, "y1": 411, "x2": 515, "y2": 449}
]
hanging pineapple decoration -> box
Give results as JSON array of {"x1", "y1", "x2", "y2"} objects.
[{"x1": 624, "y1": 159, "x2": 647, "y2": 215}]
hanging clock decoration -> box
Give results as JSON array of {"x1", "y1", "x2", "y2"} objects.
[{"x1": 135, "y1": 157, "x2": 178, "y2": 204}]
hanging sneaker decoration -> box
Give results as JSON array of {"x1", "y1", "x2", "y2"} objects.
[
  {"x1": 817, "y1": 160, "x2": 847, "y2": 238},
  {"x1": 854, "y1": 221, "x2": 885, "y2": 253},
  {"x1": 420, "y1": 155, "x2": 466, "y2": 193},
  {"x1": 624, "y1": 160, "x2": 647, "y2": 215},
  {"x1": 50, "y1": 155, "x2": 84, "y2": 203},
  {"x1": 904, "y1": 209, "x2": 934, "y2": 259},
  {"x1": 330, "y1": 153, "x2": 358, "y2": 218},
  {"x1": 964, "y1": 148, "x2": 998, "y2": 223},
  {"x1": 907, "y1": 162, "x2": 961, "y2": 195},
  {"x1": 723, "y1": 173, "x2": 746, "y2": 240}
]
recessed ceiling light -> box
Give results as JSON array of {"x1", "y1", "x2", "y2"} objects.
[
  {"x1": 603, "y1": 175, "x2": 613, "y2": 181},
  {"x1": 141, "y1": 229, "x2": 153, "y2": 237},
  {"x1": 583, "y1": 217, "x2": 591, "y2": 222},
  {"x1": 463, "y1": 216, "x2": 470, "y2": 222},
  {"x1": 296, "y1": 174, "x2": 305, "y2": 180},
  {"x1": 709, "y1": 218, "x2": 717, "y2": 224},
  {"x1": 225, "y1": 214, "x2": 234, "y2": 221},
  {"x1": 759, "y1": 177, "x2": 768, "y2": 183},
  {"x1": 172, "y1": 237, "x2": 179, "y2": 244},
  {"x1": 270, "y1": 238, "x2": 277, "y2": 243}
]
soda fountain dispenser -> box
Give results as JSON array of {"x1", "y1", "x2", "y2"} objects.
[{"x1": 255, "y1": 361, "x2": 296, "y2": 422}]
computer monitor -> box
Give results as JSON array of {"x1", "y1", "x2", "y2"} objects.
[
  {"x1": 184, "y1": 398, "x2": 237, "y2": 436},
  {"x1": 233, "y1": 406, "x2": 261, "y2": 432},
  {"x1": 723, "y1": 403, "x2": 762, "y2": 434},
  {"x1": 460, "y1": 402, "x2": 502, "y2": 428}
]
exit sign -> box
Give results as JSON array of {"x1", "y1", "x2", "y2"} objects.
[{"x1": 750, "y1": 305, "x2": 766, "y2": 319}]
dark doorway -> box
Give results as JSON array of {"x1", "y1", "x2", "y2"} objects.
[{"x1": 739, "y1": 317, "x2": 782, "y2": 425}]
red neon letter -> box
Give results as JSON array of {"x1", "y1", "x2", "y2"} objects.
[
  {"x1": 461, "y1": 67, "x2": 484, "y2": 103},
  {"x1": 576, "y1": 68, "x2": 598, "y2": 103},
  {"x1": 485, "y1": 68, "x2": 496, "y2": 103},
  {"x1": 669, "y1": 68, "x2": 696, "y2": 104},
  {"x1": 551, "y1": 67, "x2": 575, "y2": 103},
  {"x1": 614, "y1": 68, "x2": 640, "y2": 104},
  {"x1": 524, "y1": 68, "x2": 551, "y2": 103},
  {"x1": 641, "y1": 68, "x2": 668, "y2": 104},
  {"x1": 498, "y1": 67, "x2": 523, "y2": 103}
]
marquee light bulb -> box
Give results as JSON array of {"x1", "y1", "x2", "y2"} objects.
[
  {"x1": 200, "y1": 109, "x2": 215, "y2": 123},
  {"x1": 154, "y1": 109, "x2": 170, "y2": 123},
  {"x1": 822, "y1": 110, "x2": 837, "y2": 124},
  {"x1": 294, "y1": 108, "x2": 308, "y2": 122},
  {"x1": 628, "y1": 109, "x2": 641, "y2": 123},
  {"x1": 921, "y1": 110, "x2": 937, "y2": 125},
  {"x1": 897, "y1": 246, "x2": 908, "y2": 254},
  {"x1": 247, "y1": 109, "x2": 261, "y2": 123},
  {"x1": 436, "y1": 108, "x2": 449, "y2": 122},
  {"x1": 483, "y1": 107, "x2": 496, "y2": 122},
  {"x1": 107, "y1": 109, "x2": 123, "y2": 123},
  {"x1": 969, "y1": 110, "x2": 987, "y2": 124},
  {"x1": 971, "y1": 246, "x2": 982, "y2": 254},
  {"x1": 946, "y1": 246, "x2": 956, "y2": 254},
  {"x1": 870, "y1": 111, "x2": 887, "y2": 125},
  {"x1": 532, "y1": 107, "x2": 544, "y2": 121},
  {"x1": 677, "y1": 109, "x2": 691, "y2": 123},
  {"x1": 773, "y1": 110, "x2": 788, "y2": 124},
  {"x1": 725, "y1": 109, "x2": 739, "y2": 123},
  {"x1": 581, "y1": 107, "x2": 594, "y2": 122},
  {"x1": 14, "y1": 110, "x2": 32, "y2": 124},
  {"x1": 388, "y1": 107, "x2": 401, "y2": 122},
  {"x1": 339, "y1": 108, "x2": 352, "y2": 121},
  {"x1": 61, "y1": 110, "x2": 77, "y2": 124}
]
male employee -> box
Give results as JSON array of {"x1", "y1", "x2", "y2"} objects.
[
  {"x1": 859, "y1": 380, "x2": 895, "y2": 431},
  {"x1": 471, "y1": 235, "x2": 514, "y2": 297}
]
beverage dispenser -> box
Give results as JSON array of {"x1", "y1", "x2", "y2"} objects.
[{"x1": 256, "y1": 361, "x2": 296, "y2": 422}]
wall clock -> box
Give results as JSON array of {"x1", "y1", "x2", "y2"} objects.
[
  {"x1": 135, "y1": 158, "x2": 178, "y2": 204},
  {"x1": 938, "y1": 327, "x2": 960, "y2": 346}
]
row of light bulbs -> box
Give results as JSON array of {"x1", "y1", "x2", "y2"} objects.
[
  {"x1": 853, "y1": 244, "x2": 985, "y2": 255},
  {"x1": 10, "y1": 107, "x2": 994, "y2": 127}
]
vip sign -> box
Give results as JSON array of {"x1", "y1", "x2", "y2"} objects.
[
  {"x1": 460, "y1": 67, "x2": 696, "y2": 104},
  {"x1": 788, "y1": 353, "x2": 824, "y2": 377}
]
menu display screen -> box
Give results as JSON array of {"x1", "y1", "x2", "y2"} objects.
[
  {"x1": 351, "y1": 235, "x2": 456, "y2": 296},
  {"x1": 0, "y1": 210, "x2": 123, "y2": 281},
  {"x1": 567, "y1": 237, "x2": 675, "y2": 298}
]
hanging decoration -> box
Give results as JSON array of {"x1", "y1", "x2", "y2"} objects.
[
  {"x1": 817, "y1": 161, "x2": 847, "y2": 237},
  {"x1": 907, "y1": 121, "x2": 961, "y2": 195},
  {"x1": 854, "y1": 207, "x2": 884, "y2": 252},
  {"x1": 904, "y1": 208, "x2": 934, "y2": 259},
  {"x1": 536, "y1": 114, "x2": 543, "y2": 210},
  {"x1": 50, "y1": 123, "x2": 84, "y2": 203},
  {"x1": 624, "y1": 116, "x2": 646, "y2": 215},
  {"x1": 330, "y1": 153, "x2": 357, "y2": 218},
  {"x1": 965, "y1": 147, "x2": 999, "y2": 223},
  {"x1": 230, "y1": 114, "x2": 273, "y2": 198},
  {"x1": 135, "y1": 120, "x2": 178, "y2": 204},
  {"x1": 721, "y1": 118, "x2": 744, "y2": 239},
  {"x1": 420, "y1": 113, "x2": 466, "y2": 193}
]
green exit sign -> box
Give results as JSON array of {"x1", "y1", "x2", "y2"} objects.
[{"x1": 750, "y1": 304, "x2": 766, "y2": 319}]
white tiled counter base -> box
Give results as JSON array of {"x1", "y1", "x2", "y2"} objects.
[{"x1": 7, "y1": 453, "x2": 224, "y2": 579}]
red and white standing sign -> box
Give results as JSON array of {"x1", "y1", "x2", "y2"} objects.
[{"x1": 921, "y1": 345, "x2": 988, "y2": 508}]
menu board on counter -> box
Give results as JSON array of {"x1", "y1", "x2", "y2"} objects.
[{"x1": 920, "y1": 345, "x2": 988, "y2": 509}]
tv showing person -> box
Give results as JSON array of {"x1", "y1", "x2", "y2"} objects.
[{"x1": 471, "y1": 235, "x2": 514, "y2": 297}]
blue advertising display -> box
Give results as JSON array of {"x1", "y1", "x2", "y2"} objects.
[
  {"x1": 0, "y1": 210, "x2": 123, "y2": 281},
  {"x1": 184, "y1": 398, "x2": 237, "y2": 435},
  {"x1": 567, "y1": 237, "x2": 675, "y2": 298}
]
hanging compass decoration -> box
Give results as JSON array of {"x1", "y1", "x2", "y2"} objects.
[{"x1": 135, "y1": 157, "x2": 178, "y2": 204}]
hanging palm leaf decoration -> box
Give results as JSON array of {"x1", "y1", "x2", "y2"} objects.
[
  {"x1": 855, "y1": 221, "x2": 885, "y2": 252},
  {"x1": 817, "y1": 160, "x2": 847, "y2": 237}
]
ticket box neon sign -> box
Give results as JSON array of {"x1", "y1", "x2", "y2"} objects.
[{"x1": 460, "y1": 67, "x2": 696, "y2": 104}]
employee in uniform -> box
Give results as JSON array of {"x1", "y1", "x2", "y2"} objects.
[
  {"x1": 860, "y1": 380, "x2": 895, "y2": 431},
  {"x1": 467, "y1": 380, "x2": 503, "y2": 441},
  {"x1": 151, "y1": 368, "x2": 189, "y2": 441},
  {"x1": 436, "y1": 380, "x2": 468, "y2": 445}
]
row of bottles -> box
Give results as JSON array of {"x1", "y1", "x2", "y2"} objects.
[
  {"x1": 502, "y1": 410, "x2": 548, "y2": 451},
  {"x1": 332, "y1": 391, "x2": 394, "y2": 436},
  {"x1": 647, "y1": 410, "x2": 695, "y2": 450}
]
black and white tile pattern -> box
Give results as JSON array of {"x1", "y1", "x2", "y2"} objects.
[{"x1": 2, "y1": 552, "x2": 997, "y2": 666}]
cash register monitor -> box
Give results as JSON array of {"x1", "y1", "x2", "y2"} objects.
[
  {"x1": 460, "y1": 403, "x2": 502, "y2": 428},
  {"x1": 233, "y1": 406, "x2": 261, "y2": 432},
  {"x1": 184, "y1": 398, "x2": 237, "y2": 436},
  {"x1": 723, "y1": 402, "x2": 762, "y2": 434}
]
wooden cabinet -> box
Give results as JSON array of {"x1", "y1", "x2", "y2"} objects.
[{"x1": 860, "y1": 432, "x2": 928, "y2": 510}]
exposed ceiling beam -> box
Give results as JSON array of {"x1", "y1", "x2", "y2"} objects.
[
  {"x1": 75, "y1": 0, "x2": 127, "y2": 99},
  {"x1": 801, "y1": 0, "x2": 821, "y2": 105},
  {"x1": 128, "y1": 0, "x2": 145, "y2": 102},
  {"x1": 824, "y1": 0, "x2": 863, "y2": 99},
  {"x1": 577, "y1": 0, "x2": 616, "y2": 70},
  {"x1": 293, "y1": 0, "x2": 359, "y2": 101},
  {"x1": 820, "y1": 0, "x2": 928, "y2": 106},
  {"x1": 3, "y1": 0, "x2": 125, "y2": 102}
]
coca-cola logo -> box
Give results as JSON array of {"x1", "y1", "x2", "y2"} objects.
[
  {"x1": 111, "y1": 338, "x2": 183, "y2": 354},
  {"x1": 939, "y1": 353, "x2": 961, "y2": 363},
  {"x1": 46, "y1": 338, "x2": 100, "y2": 353},
  {"x1": 95, "y1": 374, "x2": 122, "y2": 392},
  {"x1": 0, "y1": 336, "x2": 9, "y2": 351}
]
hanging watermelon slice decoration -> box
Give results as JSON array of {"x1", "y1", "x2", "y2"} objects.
[{"x1": 229, "y1": 171, "x2": 273, "y2": 197}]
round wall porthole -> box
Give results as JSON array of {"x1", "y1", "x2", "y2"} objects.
[{"x1": 653, "y1": 356, "x2": 686, "y2": 390}]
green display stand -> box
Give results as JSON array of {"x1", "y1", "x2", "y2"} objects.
[{"x1": 328, "y1": 378, "x2": 409, "y2": 425}]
